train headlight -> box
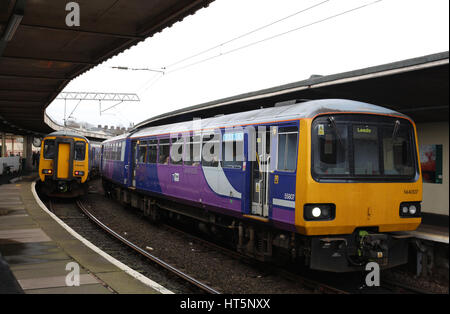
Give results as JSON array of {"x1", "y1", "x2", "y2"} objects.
[
  {"x1": 42, "y1": 169, "x2": 53, "y2": 175},
  {"x1": 304, "y1": 204, "x2": 336, "y2": 221},
  {"x1": 74, "y1": 171, "x2": 84, "y2": 176},
  {"x1": 399, "y1": 202, "x2": 421, "y2": 218},
  {"x1": 312, "y1": 207, "x2": 321, "y2": 218},
  {"x1": 402, "y1": 206, "x2": 409, "y2": 214}
]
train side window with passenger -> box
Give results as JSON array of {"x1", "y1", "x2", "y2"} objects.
[
  {"x1": 138, "y1": 141, "x2": 147, "y2": 163},
  {"x1": 74, "y1": 141, "x2": 86, "y2": 161},
  {"x1": 184, "y1": 136, "x2": 201, "y2": 166},
  {"x1": 171, "y1": 136, "x2": 184, "y2": 165},
  {"x1": 147, "y1": 140, "x2": 158, "y2": 164},
  {"x1": 222, "y1": 132, "x2": 244, "y2": 169},
  {"x1": 120, "y1": 141, "x2": 125, "y2": 161},
  {"x1": 158, "y1": 139, "x2": 170, "y2": 164},
  {"x1": 277, "y1": 127, "x2": 298, "y2": 172},
  {"x1": 43, "y1": 140, "x2": 56, "y2": 159},
  {"x1": 202, "y1": 134, "x2": 219, "y2": 167}
]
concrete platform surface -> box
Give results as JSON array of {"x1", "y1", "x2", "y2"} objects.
[
  {"x1": 408, "y1": 224, "x2": 449, "y2": 244},
  {"x1": 0, "y1": 179, "x2": 163, "y2": 294}
]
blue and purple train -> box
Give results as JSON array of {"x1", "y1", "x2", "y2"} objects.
[{"x1": 100, "y1": 99, "x2": 422, "y2": 272}]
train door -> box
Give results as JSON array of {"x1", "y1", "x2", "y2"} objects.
[
  {"x1": 57, "y1": 143, "x2": 70, "y2": 179},
  {"x1": 251, "y1": 127, "x2": 272, "y2": 217},
  {"x1": 130, "y1": 140, "x2": 138, "y2": 187}
]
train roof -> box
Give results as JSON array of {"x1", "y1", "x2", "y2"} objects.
[
  {"x1": 130, "y1": 99, "x2": 410, "y2": 138},
  {"x1": 101, "y1": 132, "x2": 130, "y2": 144},
  {"x1": 45, "y1": 131, "x2": 89, "y2": 141}
]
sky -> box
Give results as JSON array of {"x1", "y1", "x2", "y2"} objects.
[{"x1": 46, "y1": 0, "x2": 450, "y2": 128}]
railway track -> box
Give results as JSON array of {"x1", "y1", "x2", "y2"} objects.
[
  {"x1": 74, "y1": 199, "x2": 220, "y2": 294},
  {"x1": 45, "y1": 190, "x2": 429, "y2": 294},
  {"x1": 76, "y1": 194, "x2": 427, "y2": 294},
  {"x1": 160, "y1": 222, "x2": 349, "y2": 294},
  {"x1": 153, "y1": 207, "x2": 429, "y2": 294}
]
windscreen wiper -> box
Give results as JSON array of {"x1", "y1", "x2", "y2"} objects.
[
  {"x1": 392, "y1": 120, "x2": 400, "y2": 140},
  {"x1": 328, "y1": 116, "x2": 343, "y2": 146}
]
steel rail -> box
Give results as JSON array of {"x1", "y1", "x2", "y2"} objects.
[
  {"x1": 160, "y1": 222, "x2": 348, "y2": 294},
  {"x1": 75, "y1": 199, "x2": 220, "y2": 294}
]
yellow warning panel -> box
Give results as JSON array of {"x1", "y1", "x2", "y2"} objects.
[{"x1": 57, "y1": 143, "x2": 70, "y2": 179}]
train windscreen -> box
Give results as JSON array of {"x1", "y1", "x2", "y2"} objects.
[{"x1": 311, "y1": 114, "x2": 418, "y2": 182}]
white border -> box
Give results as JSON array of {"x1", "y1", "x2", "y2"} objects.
[{"x1": 31, "y1": 181, "x2": 173, "y2": 294}]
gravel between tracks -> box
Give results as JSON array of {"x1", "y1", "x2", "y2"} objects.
[{"x1": 82, "y1": 179, "x2": 311, "y2": 294}]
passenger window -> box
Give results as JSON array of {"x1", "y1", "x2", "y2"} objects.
[
  {"x1": 184, "y1": 135, "x2": 201, "y2": 166},
  {"x1": 138, "y1": 141, "x2": 147, "y2": 163},
  {"x1": 277, "y1": 127, "x2": 298, "y2": 172},
  {"x1": 43, "y1": 139, "x2": 56, "y2": 159},
  {"x1": 202, "y1": 134, "x2": 219, "y2": 167},
  {"x1": 74, "y1": 141, "x2": 86, "y2": 161},
  {"x1": 222, "y1": 132, "x2": 244, "y2": 169},
  {"x1": 147, "y1": 140, "x2": 158, "y2": 164},
  {"x1": 158, "y1": 139, "x2": 170, "y2": 164},
  {"x1": 171, "y1": 136, "x2": 184, "y2": 165},
  {"x1": 120, "y1": 141, "x2": 125, "y2": 161}
]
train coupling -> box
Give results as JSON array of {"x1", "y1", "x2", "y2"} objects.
[
  {"x1": 309, "y1": 230, "x2": 408, "y2": 272},
  {"x1": 57, "y1": 181, "x2": 68, "y2": 193},
  {"x1": 357, "y1": 231, "x2": 389, "y2": 266}
]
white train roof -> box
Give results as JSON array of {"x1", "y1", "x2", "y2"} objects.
[{"x1": 106, "y1": 99, "x2": 410, "y2": 142}]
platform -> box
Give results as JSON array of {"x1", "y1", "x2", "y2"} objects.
[
  {"x1": 0, "y1": 177, "x2": 165, "y2": 294},
  {"x1": 401, "y1": 224, "x2": 449, "y2": 244}
]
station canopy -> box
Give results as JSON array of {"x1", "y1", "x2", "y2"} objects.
[
  {"x1": 135, "y1": 51, "x2": 449, "y2": 130},
  {"x1": 0, "y1": 0, "x2": 214, "y2": 135}
]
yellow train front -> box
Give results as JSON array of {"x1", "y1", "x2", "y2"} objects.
[
  {"x1": 293, "y1": 111, "x2": 422, "y2": 271},
  {"x1": 38, "y1": 131, "x2": 90, "y2": 197}
]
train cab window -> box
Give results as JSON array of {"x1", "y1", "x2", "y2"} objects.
[
  {"x1": 312, "y1": 115, "x2": 417, "y2": 181},
  {"x1": 171, "y1": 137, "x2": 184, "y2": 165},
  {"x1": 382, "y1": 126, "x2": 415, "y2": 176},
  {"x1": 138, "y1": 141, "x2": 147, "y2": 163},
  {"x1": 313, "y1": 123, "x2": 350, "y2": 175},
  {"x1": 147, "y1": 140, "x2": 158, "y2": 164},
  {"x1": 202, "y1": 134, "x2": 220, "y2": 167},
  {"x1": 353, "y1": 125, "x2": 380, "y2": 175},
  {"x1": 43, "y1": 140, "x2": 56, "y2": 159},
  {"x1": 222, "y1": 132, "x2": 244, "y2": 169},
  {"x1": 158, "y1": 139, "x2": 170, "y2": 164},
  {"x1": 184, "y1": 135, "x2": 201, "y2": 166},
  {"x1": 74, "y1": 141, "x2": 86, "y2": 161},
  {"x1": 277, "y1": 127, "x2": 298, "y2": 172}
]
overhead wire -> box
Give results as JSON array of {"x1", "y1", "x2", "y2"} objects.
[
  {"x1": 165, "y1": 0, "x2": 331, "y2": 69},
  {"x1": 167, "y1": 0, "x2": 383, "y2": 74},
  {"x1": 115, "y1": 0, "x2": 383, "y2": 95},
  {"x1": 136, "y1": 0, "x2": 332, "y2": 94}
]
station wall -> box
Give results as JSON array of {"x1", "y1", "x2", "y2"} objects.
[{"x1": 416, "y1": 122, "x2": 449, "y2": 216}]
